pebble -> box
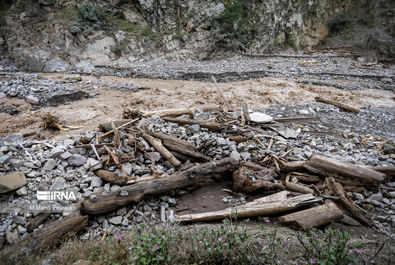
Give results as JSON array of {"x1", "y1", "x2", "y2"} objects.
[
  {"x1": 16, "y1": 186, "x2": 28, "y2": 196},
  {"x1": 51, "y1": 177, "x2": 66, "y2": 191},
  {"x1": 120, "y1": 190, "x2": 128, "y2": 197},
  {"x1": 109, "y1": 216, "x2": 123, "y2": 225},
  {"x1": 67, "y1": 154, "x2": 87, "y2": 167},
  {"x1": 230, "y1": 151, "x2": 241, "y2": 161},
  {"x1": 25, "y1": 95, "x2": 40, "y2": 105},
  {"x1": 42, "y1": 159, "x2": 57, "y2": 171},
  {"x1": 59, "y1": 151, "x2": 72, "y2": 160},
  {"x1": 89, "y1": 194, "x2": 98, "y2": 202}
]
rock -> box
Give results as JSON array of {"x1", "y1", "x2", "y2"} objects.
[
  {"x1": 25, "y1": 95, "x2": 40, "y2": 105},
  {"x1": 0, "y1": 155, "x2": 10, "y2": 164},
  {"x1": 120, "y1": 190, "x2": 128, "y2": 197},
  {"x1": 43, "y1": 159, "x2": 57, "y2": 171},
  {"x1": 121, "y1": 218, "x2": 129, "y2": 226},
  {"x1": 230, "y1": 151, "x2": 241, "y2": 161},
  {"x1": 160, "y1": 206, "x2": 167, "y2": 222},
  {"x1": 216, "y1": 137, "x2": 227, "y2": 146},
  {"x1": 352, "y1": 193, "x2": 364, "y2": 201},
  {"x1": 67, "y1": 154, "x2": 87, "y2": 167},
  {"x1": 249, "y1": 112, "x2": 273, "y2": 123},
  {"x1": 369, "y1": 192, "x2": 383, "y2": 202},
  {"x1": 189, "y1": 124, "x2": 200, "y2": 133},
  {"x1": 50, "y1": 177, "x2": 66, "y2": 191},
  {"x1": 121, "y1": 163, "x2": 133, "y2": 176},
  {"x1": 63, "y1": 139, "x2": 75, "y2": 147},
  {"x1": 51, "y1": 146, "x2": 66, "y2": 157},
  {"x1": 17, "y1": 225, "x2": 27, "y2": 234},
  {"x1": 72, "y1": 260, "x2": 91, "y2": 265},
  {"x1": 298, "y1": 109, "x2": 310, "y2": 115},
  {"x1": 16, "y1": 186, "x2": 28, "y2": 196},
  {"x1": 383, "y1": 143, "x2": 395, "y2": 155},
  {"x1": 111, "y1": 185, "x2": 121, "y2": 192},
  {"x1": 89, "y1": 194, "x2": 98, "y2": 202},
  {"x1": 109, "y1": 216, "x2": 123, "y2": 225},
  {"x1": 168, "y1": 198, "x2": 176, "y2": 205},
  {"x1": 43, "y1": 58, "x2": 70, "y2": 72},
  {"x1": 6, "y1": 229, "x2": 18, "y2": 244},
  {"x1": 168, "y1": 209, "x2": 175, "y2": 223},
  {"x1": 0, "y1": 172, "x2": 27, "y2": 194},
  {"x1": 240, "y1": 152, "x2": 251, "y2": 161},
  {"x1": 84, "y1": 158, "x2": 102, "y2": 171},
  {"x1": 59, "y1": 151, "x2": 72, "y2": 160},
  {"x1": 90, "y1": 177, "x2": 103, "y2": 188},
  {"x1": 277, "y1": 127, "x2": 301, "y2": 139},
  {"x1": 389, "y1": 192, "x2": 395, "y2": 199}
]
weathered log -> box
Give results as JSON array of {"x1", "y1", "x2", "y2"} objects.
[
  {"x1": 304, "y1": 154, "x2": 385, "y2": 186},
  {"x1": 315, "y1": 96, "x2": 360, "y2": 113},
  {"x1": 141, "y1": 133, "x2": 181, "y2": 167},
  {"x1": 99, "y1": 119, "x2": 133, "y2": 132},
  {"x1": 163, "y1": 117, "x2": 222, "y2": 132},
  {"x1": 26, "y1": 213, "x2": 50, "y2": 233},
  {"x1": 326, "y1": 177, "x2": 373, "y2": 226},
  {"x1": 285, "y1": 182, "x2": 314, "y2": 194},
  {"x1": 279, "y1": 202, "x2": 343, "y2": 228},
  {"x1": 228, "y1": 136, "x2": 248, "y2": 142},
  {"x1": 242, "y1": 102, "x2": 251, "y2": 123},
  {"x1": 291, "y1": 172, "x2": 320, "y2": 183},
  {"x1": 151, "y1": 132, "x2": 211, "y2": 161},
  {"x1": 142, "y1": 106, "x2": 219, "y2": 118},
  {"x1": 281, "y1": 161, "x2": 305, "y2": 171},
  {"x1": 175, "y1": 191, "x2": 321, "y2": 222},
  {"x1": 0, "y1": 212, "x2": 88, "y2": 262},
  {"x1": 233, "y1": 166, "x2": 284, "y2": 192},
  {"x1": 99, "y1": 118, "x2": 139, "y2": 141},
  {"x1": 96, "y1": 170, "x2": 130, "y2": 185},
  {"x1": 82, "y1": 158, "x2": 238, "y2": 215},
  {"x1": 368, "y1": 166, "x2": 395, "y2": 176}
]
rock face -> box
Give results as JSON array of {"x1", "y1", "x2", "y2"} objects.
[{"x1": 1, "y1": 0, "x2": 393, "y2": 70}]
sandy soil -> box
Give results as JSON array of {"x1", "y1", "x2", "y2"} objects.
[{"x1": 1, "y1": 73, "x2": 394, "y2": 141}]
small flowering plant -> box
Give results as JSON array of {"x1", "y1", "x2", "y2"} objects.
[{"x1": 296, "y1": 228, "x2": 362, "y2": 265}]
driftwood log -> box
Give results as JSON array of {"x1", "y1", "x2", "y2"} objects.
[
  {"x1": 142, "y1": 106, "x2": 219, "y2": 118},
  {"x1": 26, "y1": 213, "x2": 50, "y2": 233},
  {"x1": 279, "y1": 202, "x2": 343, "y2": 228},
  {"x1": 141, "y1": 133, "x2": 181, "y2": 167},
  {"x1": 285, "y1": 182, "x2": 314, "y2": 194},
  {"x1": 175, "y1": 191, "x2": 321, "y2": 222},
  {"x1": 304, "y1": 154, "x2": 385, "y2": 186},
  {"x1": 281, "y1": 161, "x2": 305, "y2": 171},
  {"x1": 163, "y1": 117, "x2": 221, "y2": 132},
  {"x1": 151, "y1": 132, "x2": 211, "y2": 161},
  {"x1": 315, "y1": 96, "x2": 360, "y2": 113},
  {"x1": 96, "y1": 170, "x2": 130, "y2": 185},
  {"x1": 82, "y1": 158, "x2": 238, "y2": 215},
  {"x1": 0, "y1": 212, "x2": 88, "y2": 262},
  {"x1": 233, "y1": 166, "x2": 284, "y2": 192},
  {"x1": 368, "y1": 166, "x2": 395, "y2": 176},
  {"x1": 326, "y1": 177, "x2": 373, "y2": 226}
]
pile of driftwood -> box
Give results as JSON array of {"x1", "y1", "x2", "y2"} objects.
[{"x1": 1, "y1": 103, "x2": 393, "y2": 262}]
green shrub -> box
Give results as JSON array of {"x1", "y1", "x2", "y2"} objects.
[
  {"x1": 211, "y1": 0, "x2": 256, "y2": 51},
  {"x1": 328, "y1": 13, "x2": 351, "y2": 33}
]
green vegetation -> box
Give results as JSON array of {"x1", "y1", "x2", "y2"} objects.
[
  {"x1": 211, "y1": 0, "x2": 257, "y2": 51},
  {"x1": 16, "y1": 216, "x2": 373, "y2": 265},
  {"x1": 328, "y1": 13, "x2": 351, "y2": 34},
  {"x1": 66, "y1": 1, "x2": 157, "y2": 40}
]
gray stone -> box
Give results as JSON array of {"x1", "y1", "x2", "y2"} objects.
[
  {"x1": 43, "y1": 159, "x2": 57, "y2": 171},
  {"x1": 6, "y1": 229, "x2": 18, "y2": 244},
  {"x1": 50, "y1": 177, "x2": 66, "y2": 191},
  {"x1": 353, "y1": 193, "x2": 364, "y2": 201},
  {"x1": 43, "y1": 58, "x2": 70, "y2": 72},
  {"x1": 51, "y1": 146, "x2": 66, "y2": 157},
  {"x1": 120, "y1": 190, "x2": 128, "y2": 197},
  {"x1": 89, "y1": 194, "x2": 98, "y2": 202},
  {"x1": 16, "y1": 186, "x2": 28, "y2": 196},
  {"x1": 25, "y1": 95, "x2": 40, "y2": 105},
  {"x1": 121, "y1": 218, "x2": 129, "y2": 226},
  {"x1": 90, "y1": 177, "x2": 103, "y2": 188},
  {"x1": 84, "y1": 158, "x2": 102, "y2": 171},
  {"x1": 0, "y1": 172, "x2": 27, "y2": 193},
  {"x1": 298, "y1": 109, "x2": 310, "y2": 115},
  {"x1": 240, "y1": 152, "x2": 251, "y2": 161},
  {"x1": 189, "y1": 124, "x2": 200, "y2": 133},
  {"x1": 67, "y1": 154, "x2": 87, "y2": 167},
  {"x1": 63, "y1": 139, "x2": 75, "y2": 147},
  {"x1": 230, "y1": 151, "x2": 241, "y2": 161},
  {"x1": 122, "y1": 163, "x2": 133, "y2": 176},
  {"x1": 0, "y1": 155, "x2": 10, "y2": 164},
  {"x1": 111, "y1": 185, "x2": 121, "y2": 192},
  {"x1": 369, "y1": 192, "x2": 383, "y2": 202},
  {"x1": 109, "y1": 216, "x2": 123, "y2": 225},
  {"x1": 160, "y1": 206, "x2": 167, "y2": 222},
  {"x1": 389, "y1": 192, "x2": 395, "y2": 198},
  {"x1": 17, "y1": 225, "x2": 27, "y2": 234},
  {"x1": 59, "y1": 151, "x2": 72, "y2": 160},
  {"x1": 168, "y1": 198, "x2": 176, "y2": 205},
  {"x1": 217, "y1": 138, "x2": 227, "y2": 146},
  {"x1": 168, "y1": 209, "x2": 175, "y2": 223},
  {"x1": 249, "y1": 112, "x2": 273, "y2": 123}
]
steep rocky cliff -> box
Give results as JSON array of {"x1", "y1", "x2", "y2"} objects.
[{"x1": 0, "y1": 0, "x2": 393, "y2": 71}]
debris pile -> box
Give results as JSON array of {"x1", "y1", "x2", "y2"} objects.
[{"x1": 0, "y1": 103, "x2": 394, "y2": 261}]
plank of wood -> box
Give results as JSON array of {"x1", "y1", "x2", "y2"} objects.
[
  {"x1": 326, "y1": 177, "x2": 373, "y2": 227},
  {"x1": 0, "y1": 212, "x2": 88, "y2": 262},
  {"x1": 142, "y1": 133, "x2": 181, "y2": 167},
  {"x1": 279, "y1": 202, "x2": 343, "y2": 228},
  {"x1": 163, "y1": 117, "x2": 221, "y2": 132},
  {"x1": 304, "y1": 154, "x2": 385, "y2": 186},
  {"x1": 315, "y1": 96, "x2": 360, "y2": 113},
  {"x1": 81, "y1": 158, "x2": 238, "y2": 215},
  {"x1": 175, "y1": 192, "x2": 321, "y2": 222}
]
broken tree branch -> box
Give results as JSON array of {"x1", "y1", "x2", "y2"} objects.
[
  {"x1": 141, "y1": 133, "x2": 181, "y2": 167},
  {"x1": 315, "y1": 96, "x2": 360, "y2": 113},
  {"x1": 163, "y1": 117, "x2": 221, "y2": 132}
]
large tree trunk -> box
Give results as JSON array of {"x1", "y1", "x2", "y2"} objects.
[
  {"x1": 279, "y1": 202, "x2": 343, "y2": 228},
  {"x1": 82, "y1": 158, "x2": 238, "y2": 215},
  {"x1": 304, "y1": 154, "x2": 385, "y2": 186},
  {"x1": 175, "y1": 191, "x2": 321, "y2": 222},
  {"x1": 0, "y1": 212, "x2": 88, "y2": 263}
]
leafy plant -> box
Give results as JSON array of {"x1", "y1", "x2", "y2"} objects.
[
  {"x1": 211, "y1": 0, "x2": 256, "y2": 51},
  {"x1": 296, "y1": 228, "x2": 362, "y2": 265},
  {"x1": 328, "y1": 13, "x2": 351, "y2": 34}
]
